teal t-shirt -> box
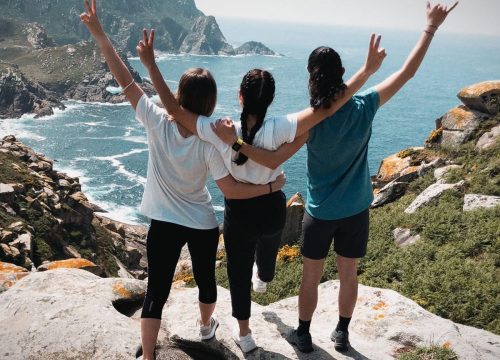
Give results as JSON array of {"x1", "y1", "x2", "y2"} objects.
[{"x1": 306, "y1": 88, "x2": 380, "y2": 220}]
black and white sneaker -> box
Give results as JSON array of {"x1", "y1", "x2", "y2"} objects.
[
  {"x1": 286, "y1": 329, "x2": 314, "y2": 353},
  {"x1": 331, "y1": 329, "x2": 350, "y2": 351}
]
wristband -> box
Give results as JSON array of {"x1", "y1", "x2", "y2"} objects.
[
  {"x1": 424, "y1": 30, "x2": 435, "y2": 37},
  {"x1": 121, "y1": 79, "x2": 135, "y2": 93},
  {"x1": 232, "y1": 137, "x2": 244, "y2": 152}
]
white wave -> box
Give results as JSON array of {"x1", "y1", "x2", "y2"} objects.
[
  {"x1": 213, "y1": 205, "x2": 225, "y2": 212},
  {"x1": 0, "y1": 118, "x2": 46, "y2": 141},
  {"x1": 124, "y1": 136, "x2": 147, "y2": 145},
  {"x1": 92, "y1": 149, "x2": 148, "y2": 185}
]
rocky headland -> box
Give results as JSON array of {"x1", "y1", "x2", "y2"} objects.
[
  {"x1": 0, "y1": 81, "x2": 499, "y2": 359},
  {"x1": 0, "y1": 1, "x2": 278, "y2": 119}
]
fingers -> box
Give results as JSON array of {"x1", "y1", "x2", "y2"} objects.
[
  {"x1": 369, "y1": 33, "x2": 375, "y2": 50},
  {"x1": 143, "y1": 29, "x2": 148, "y2": 45},
  {"x1": 149, "y1": 29, "x2": 155, "y2": 46},
  {"x1": 84, "y1": 0, "x2": 92, "y2": 14},
  {"x1": 374, "y1": 35, "x2": 381, "y2": 50},
  {"x1": 92, "y1": 0, "x2": 96, "y2": 14},
  {"x1": 426, "y1": 1, "x2": 431, "y2": 10},
  {"x1": 448, "y1": 1, "x2": 459, "y2": 13}
]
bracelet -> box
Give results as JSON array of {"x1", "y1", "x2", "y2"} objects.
[
  {"x1": 269, "y1": 183, "x2": 272, "y2": 193},
  {"x1": 121, "y1": 79, "x2": 135, "y2": 93},
  {"x1": 427, "y1": 24, "x2": 438, "y2": 29},
  {"x1": 424, "y1": 30, "x2": 435, "y2": 37}
]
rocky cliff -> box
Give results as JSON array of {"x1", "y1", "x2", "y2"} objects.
[{"x1": 0, "y1": 82, "x2": 498, "y2": 359}]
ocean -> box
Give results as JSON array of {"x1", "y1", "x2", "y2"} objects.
[{"x1": 1, "y1": 19, "x2": 499, "y2": 225}]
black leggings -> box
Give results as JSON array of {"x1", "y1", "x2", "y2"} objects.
[
  {"x1": 141, "y1": 219, "x2": 219, "y2": 319},
  {"x1": 224, "y1": 191, "x2": 287, "y2": 320}
]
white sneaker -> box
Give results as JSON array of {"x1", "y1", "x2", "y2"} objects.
[
  {"x1": 252, "y1": 263, "x2": 267, "y2": 293},
  {"x1": 232, "y1": 329, "x2": 258, "y2": 353},
  {"x1": 199, "y1": 317, "x2": 219, "y2": 341}
]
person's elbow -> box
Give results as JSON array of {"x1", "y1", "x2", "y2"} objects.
[{"x1": 401, "y1": 67, "x2": 417, "y2": 81}]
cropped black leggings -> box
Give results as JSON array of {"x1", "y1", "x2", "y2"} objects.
[
  {"x1": 141, "y1": 219, "x2": 219, "y2": 319},
  {"x1": 224, "y1": 191, "x2": 287, "y2": 320}
]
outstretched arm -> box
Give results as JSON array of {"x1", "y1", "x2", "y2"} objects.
[
  {"x1": 80, "y1": 0, "x2": 144, "y2": 109},
  {"x1": 216, "y1": 172, "x2": 286, "y2": 199},
  {"x1": 375, "y1": 1, "x2": 458, "y2": 107},
  {"x1": 211, "y1": 119, "x2": 309, "y2": 170},
  {"x1": 137, "y1": 30, "x2": 199, "y2": 134},
  {"x1": 210, "y1": 34, "x2": 386, "y2": 170},
  {"x1": 294, "y1": 33, "x2": 387, "y2": 137}
]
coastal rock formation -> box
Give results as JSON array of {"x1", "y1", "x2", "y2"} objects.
[
  {"x1": 404, "y1": 181, "x2": 465, "y2": 214},
  {"x1": 179, "y1": 16, "x2": 235, "y2": 55},
  {"x1": 0, "y1": 261, "x2": 29, "y2": 293},
  {"x1": 235, "y1": 41, "x2": 280, "y2": 56},
  {"x1": 23, "y1": 22, "x2": 55, "y2": 49},
  {"x1": 476, "y1": 124, "x2": 500, "y2": 150},
  {"x1": 280, "y1": 193, "x2": 305, "y2": 246},
  {"x1": 4, "y1": 268, "x2": 498, "y2": 359},
  {"x1": 463, "y1": 194, "x2": 500, "y2": 212},
  {"x1": 160, "y1": 280, "x2": 500, "y2": 359},
  {"x1": 457, "y1": 81, "x2": 500, "y2": 115},
  {"x1": 0, "y1": 65, "x2": 64, "y2": 119},
  {"x1": 0, "y1": 0, "x2": 276, "y2": 56},
  {"x1": 0, "y1": 135, "x2": 147, "y2": 278}
]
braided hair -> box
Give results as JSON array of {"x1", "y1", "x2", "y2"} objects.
[
  {"x1": 234, "y1": 69, "x2": 275, "y2": 166},
  {"x1": 307, "y1": 47, "x2": 346, "y2": 110}
]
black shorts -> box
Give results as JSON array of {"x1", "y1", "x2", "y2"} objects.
[{"x1": 301, "y1": 208, "x2": 369, "y2": 260}]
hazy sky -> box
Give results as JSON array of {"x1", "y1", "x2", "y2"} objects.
[{"x1": 195, "y1": 0, "x2": 500, "y2": 36}]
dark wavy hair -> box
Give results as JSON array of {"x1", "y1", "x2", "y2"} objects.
[
  {"x1": 177, "y1": 68, "x2": 217, "y2": 117},
  {"x1": 307, "y1": 47, "x2": 346, "y2": 110},
  {"x1": 234, "y1": 69, "x2": 275, "y2": 166}
]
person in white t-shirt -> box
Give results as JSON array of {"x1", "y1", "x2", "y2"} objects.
[
  {"x1": 137, "y1": 26, "x2": 385, "y2": 353},
  {"x1": 79, "y1": 2, "x2": 285, "y2": 360}
]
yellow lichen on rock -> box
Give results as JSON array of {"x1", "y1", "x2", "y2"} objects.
[
  {"x1": 43, "y1": 258, "x2": 96, "y2": 270},
  {"x1": 0, "y1": 261, "x2": 28, "y2": 273},
  {"x1": 458, "y1": 81, "x2": 500, "y2": 97},
  {"x1": 277, "y1": 245, "x2": 300, "y2": 262}
]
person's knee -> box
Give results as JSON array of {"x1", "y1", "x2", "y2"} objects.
[{"x1": 337, "y1": 256, "x2": 358, "y2": 283}]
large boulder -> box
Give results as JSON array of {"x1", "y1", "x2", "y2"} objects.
[
  {"x1": 37, "y1": 258, "x2": 101, "y2": 275},
  {"x1": 404, "y1": 181, "x2": 464, "y2": 214},
  {"x1": 476, "y1": 124, "x2": 500, "y2": 150},
  {"x1": 463, "y1": 194, "x2": 500, "y2": 212},
  {"x1": 160, "y1": 281, "x2": 500, "y2": 359},
  {"x1": 280, "y1": 193, "x2": 305, "y2": 246},
  {"x1": 458, "y1": 81, "x2": 500, "y2": 115},
  {"x1": 0, "y1": 269, "x2": 146, "y2": 359},
  {"x1": 0, "y1": 261, "x2": 29, "y2": 293}
]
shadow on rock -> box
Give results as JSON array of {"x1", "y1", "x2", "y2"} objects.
[{"x1": 262, "y1": 311, "x2": 372, "y2": 360}]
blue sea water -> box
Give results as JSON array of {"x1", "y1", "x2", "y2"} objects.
[{"x1": 1, "y1": 20, "x2": 499, "y2": 225}]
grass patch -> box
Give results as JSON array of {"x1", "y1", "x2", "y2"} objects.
[{"x1": 397, "y1": 345, "x2": 458, "y2": 360}]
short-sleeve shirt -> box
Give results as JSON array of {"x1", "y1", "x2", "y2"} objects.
[
  {"x1": 135, "y1": 95, "x2": 229, "y2": 229},
  {"x1": 306, "y1": 88, "x2": 380, "y2": 220},
  {"x1": 196, "y1": 114, "x2": 298, "y2": 184}
]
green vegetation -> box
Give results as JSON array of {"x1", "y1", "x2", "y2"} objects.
[
  {"x1": 397, "y1": 345, "x2": 458, "y2": 360},
  {"x1": 216, "y1": 134, "x2": 499, "y2": 334}
]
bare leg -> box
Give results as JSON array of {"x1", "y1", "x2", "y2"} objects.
[
  {"x1": 199, "y1": 301, "x2": 216, "y2": 326},
  {"x1": 141, "y1": 318, "x2": 161, "y2": 360},
  {"x1": 336, "y1": 255, "x2": 358, "y2": 317},
  {"x1": 238, "y1": 319, "x2": 251, "y2": 336},
  {"x1": 298, "y1": 257, "x2": 325, "y2": 321}
]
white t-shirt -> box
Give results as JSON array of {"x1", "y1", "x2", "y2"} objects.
[
  {"x1": 196, "y1": 114, "x2": 298, "y2": 184},
  {"x1": 135, "y1": 95, "x2": 229, "y2": 229}
]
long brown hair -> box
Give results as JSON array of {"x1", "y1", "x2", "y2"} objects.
[
  {"x1": 235, "y1": 69, "x2": 275, "y2": 166},
  {"x1": 177, "y1": 68, "x2": 217, "y2": 117}
]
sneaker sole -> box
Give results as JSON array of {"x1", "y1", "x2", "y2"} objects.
[
  {"x1": 233, "y1": 335, "x2": 258, "y2": 353},
  {"x1": 200, "y1": 320, "x2": 219, "y2": 341}
]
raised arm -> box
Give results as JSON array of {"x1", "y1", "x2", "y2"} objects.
[
  {"x1": 375, "y1": 1, "x2": 458, "y2": 107},
  {"x1": 80, "y1": 0, "x2": 144, "y2": 109},
  {"x1": 216, "y1": 172, "x2": 286, "y2": 200},
  {"x1": 294, "y1": 33, "x2": 387, "y2": 137},
  {"x1": 136, "y1": 30, "x2": 199, "y2": 134}
]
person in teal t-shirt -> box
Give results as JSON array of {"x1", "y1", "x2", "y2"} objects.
[{"x1": 211, "y1": 2, "x2": 458, "y2": 353}]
